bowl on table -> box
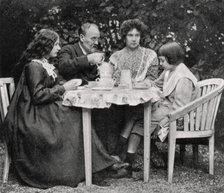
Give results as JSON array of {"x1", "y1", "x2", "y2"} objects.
[{"x1": 132, "y1": 82, "x2": 151, "y2": 89}]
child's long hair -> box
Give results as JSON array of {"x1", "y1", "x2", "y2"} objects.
[{"x1": 13, "y1": 29, "x2": 59, "y2": 83}]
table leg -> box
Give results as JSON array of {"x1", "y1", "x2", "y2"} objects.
[
  {"x1": 144, "y1": 101, "x2": 151, "y2": 182},
  {"x1": 82, "y1": 108, "x2": 92, "y2": 186}
]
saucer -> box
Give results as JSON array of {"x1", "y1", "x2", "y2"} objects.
[
  {"x1": 77, "y1": 86, "x2": 85, "y2": 90},
  {"x1": 132, "y1": 85, "x2": 149, "y2": 89},
  {"x1": 91, "y1": 86, "x2": 113, "y2": 91},
  {"x1": 87, "y1": 81, "x2": 98, "y2": 88}
]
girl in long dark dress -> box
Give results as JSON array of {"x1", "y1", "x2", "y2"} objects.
[{"x1": 3, "y1": 29, "x2": 123, "y2": 188}]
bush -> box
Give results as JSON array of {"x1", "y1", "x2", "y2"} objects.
[{"x1": 1, "y1": 0, "x2": 224, "y2": 146}]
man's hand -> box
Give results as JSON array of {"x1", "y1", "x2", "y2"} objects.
[{"x1": 87, "y1": 52, "x2": 105, "y2": 65}]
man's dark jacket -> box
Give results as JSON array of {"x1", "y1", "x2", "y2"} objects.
[{"x1": 57, "y1": 43, "x2": 98, "y2": 84}]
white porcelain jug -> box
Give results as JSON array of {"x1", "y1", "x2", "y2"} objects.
[{"x1": 98, "y1": 61, "x2": 114, "y2": 79}]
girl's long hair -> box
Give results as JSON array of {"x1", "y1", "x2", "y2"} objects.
[{"x1": 13, "y1": 29, "x2": 59, "y2": 83}]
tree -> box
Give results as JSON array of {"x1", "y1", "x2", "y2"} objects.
[{"x1": 1, "y1": 0, "x2": 224, "y2": 147}]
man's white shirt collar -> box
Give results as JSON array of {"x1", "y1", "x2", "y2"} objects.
[{"x1": 78, "y1": 42, "x2": 87, "y2": 55}]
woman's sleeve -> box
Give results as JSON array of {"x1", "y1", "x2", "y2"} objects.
[
  {"x1": 172, "y1": 78, "x2": 194, "y2": 110},
  {"x1": 153, "y1": 70, "x2": 165, "y2": 89},
  {"x1": 145, "y1": 50, "x2": 159, "y2": 80},
  {"x1": 25, "y1": 62, "x2": 65, "y2": 105}
]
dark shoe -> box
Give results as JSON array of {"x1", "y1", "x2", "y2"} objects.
[
  {"x1": 92, "y1": 174, "x2": 110, "y2": 187},
  {"x1": 127, "y1": 165, "x2": 142, "y2": 172},
  {"x1": 110, "y1": 168, "x2": 132, "y2": 179},
  {"x1": 132, "y1": 171, "x2": 143, "y2": 181},
  {"x1": 110, "y1": 162, "x2": 130, "y2": 171}
]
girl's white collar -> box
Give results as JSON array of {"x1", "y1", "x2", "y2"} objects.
[{"x1": 32, "y1": 59, "x2": 57, "y2": 81}]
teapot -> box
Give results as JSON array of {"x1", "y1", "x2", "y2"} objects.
[{"x1": 98, "y1": 61, "x2": 114, "y2": 79}]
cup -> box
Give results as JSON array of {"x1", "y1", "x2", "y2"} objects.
[
  {"x1": 120, "y1": 70, "x2": 132, "y2": 89},
  {"x1": 87, "y1": 81, "x2": 98, "y2": 88}
]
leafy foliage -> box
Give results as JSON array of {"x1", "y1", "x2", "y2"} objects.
[
  {"x1": 1, "y1": 0, "x2": 224, "y2": 144},
  {"x1": 1, "y1": 0, "x2": 224, "y2": 77}
]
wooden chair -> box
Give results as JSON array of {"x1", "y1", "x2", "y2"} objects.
[
  {"x1": 0, "y1": 78, "x2": 15, "y2": 183},
  {"x1": 167, "y1": 78, "x2": 224, "y2": 183}
]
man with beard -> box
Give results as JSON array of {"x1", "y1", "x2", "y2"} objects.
[
  {"x1": 57, "y1": 23, "x2": 130, "y2": 180},
  {"x1": 58, "y1": 22, "x2": 125, "y2": 157},
  {"x1": 58, "y1": 22, "x2": 104, "y2": 84}
]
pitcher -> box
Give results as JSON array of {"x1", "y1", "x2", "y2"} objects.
[
  {"x1": 98, "y1": 61, "x2": 114, "y2": 79},
  {"x1": 120, "y1": 69, "x2": 132, "y2": 89}
]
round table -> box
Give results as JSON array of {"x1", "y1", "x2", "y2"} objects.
[{"x1": 62, "y1": 86, "x2": 161, "y2": 185}]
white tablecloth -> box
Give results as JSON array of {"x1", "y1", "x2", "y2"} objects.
[{"x1": 62, "y1": 86, "x2": 161, "y2": 109}]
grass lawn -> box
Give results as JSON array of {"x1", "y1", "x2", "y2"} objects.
[{"x1": 1, "y1": 143, "x2": 224, "y2": 193}]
